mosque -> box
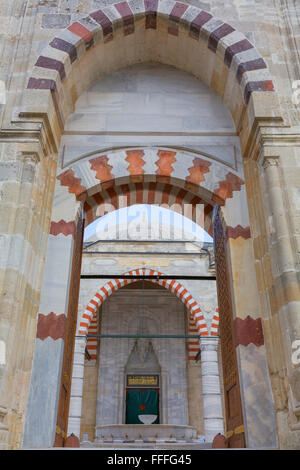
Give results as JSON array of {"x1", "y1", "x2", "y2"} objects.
[{"x1": 0, "y1": 0, "x2": 300, "y2": 450}]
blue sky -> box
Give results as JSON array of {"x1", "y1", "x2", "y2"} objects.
[{"x1": 84, "y1": 204, "x2": 213, "y2": 242}]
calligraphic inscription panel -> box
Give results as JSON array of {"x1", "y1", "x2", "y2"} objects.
[{"x1": 127, "y1": 375, "x2": 159, "y2": 387}]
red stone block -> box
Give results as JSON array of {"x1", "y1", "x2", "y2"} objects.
[{"x1": 68, "y1": 22, "x2": 93, "y2": 45}]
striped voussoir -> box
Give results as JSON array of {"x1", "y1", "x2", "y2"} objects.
[
  {"x1": 85, "y1": 301, "x2": 206, "y2": 361},
  {"x1": 84, "y1": 181, "x2": 214, "y2": 235},
  {"x1": 27, "y1": 0, "x2": 274, "y2": 110},
  {"x1": 56, "y1": 148, "x2": 245, "y2": 208},
  {"x1": 188, "y1": 314, "x2": 200, "y2": 361},
  {"x1": 52, "y1": 147, "x2": 251, "y2": 240},
  {"x1": 85, "y1": 315, "x2": 99, "y2": 360},
  {"x1": 210, "y1": 308, "x2": 219, "y2": 337},
  {"x1": 78, "y1": 269, "x2": 209, "y2": 339},
  {"x1": 51, "y1": 148, "x2": 251, "y2": 240}
]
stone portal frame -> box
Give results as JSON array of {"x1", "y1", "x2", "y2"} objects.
[
  {"x1": 84, "y1": 284, "x2": 220, "y2": 362},
  {"x1": 23, "y1": 142, "x2": 278, "y2": 448},
  {"x1": 95, "y1": 290, "x2": 187, "y2": 430},
  {"x1": 26, "y1": 0, "x2": 275, "y2": 135},
  {"x1": 73, "y1": 283, "x2": 222, "y2": 441},
  {"x1": 20, "y1": 2, "x2": 281, "y2": 449},
  {"x1": 52, "y1": 146, "x2": 246, "y2": 236}
]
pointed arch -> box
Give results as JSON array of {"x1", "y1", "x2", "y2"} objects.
[
  {"x1": 210, "y1": 308, "x2": 219, "y2": 337},
  {"x1": 26, "y1": 0, "x2": 275, "y2": 132},
  {"x1": 78, "y1": 268, "x2": 209, "y2": 337},
  {"x1": 83, "y1": 181, "x2": 214, "y2": 236}
]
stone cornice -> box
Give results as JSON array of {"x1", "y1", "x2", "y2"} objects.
[
  {"x1": 18, "y1": 110, "x2": 60, "y2": 155},
  {"x1": 242, "y1": 118, "x2": 285, "y2": 161},
  {"x1": 0, "y1": 119, "x2": 58, "y2": 158},
  {"x1": 5, "y1": 87, "x2": 64, "y2": 156}
]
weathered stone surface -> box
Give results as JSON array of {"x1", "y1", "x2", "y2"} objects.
[
  {"x1": 41, "y1": 13, "x2": 71, "y2": 29},
  {"x1": 1, "y1": 0, "x2": 300, "y2": 451}
]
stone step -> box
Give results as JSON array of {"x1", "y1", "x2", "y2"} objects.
[{"x1": 80, "y1": 441, "x2": 212, "y2": 450}]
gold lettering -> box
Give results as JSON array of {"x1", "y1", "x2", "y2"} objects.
[{"x1": 127, "y1": 375, "x2": 158, "y2": 386}]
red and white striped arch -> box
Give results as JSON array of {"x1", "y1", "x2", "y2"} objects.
[
  {"x1": 57, "y1": 148, "x2": 244, "y2": 207},
  {"x1": 188, "y1": 314, "x2": 201, "y2": 361},
  {"x1": 50, "y1": 147, "x2": 251, "y2": 255},
  {"x1": 78, "y1": 269, "x2": 209, "y2": 338},
  {"x1": 84, "y1": 181, "x2": 214, "y2": 235},
  {"x1": 52, "y1": 147, "x2": 247, "y2": 238},
  {"x1": 211, "y1": 308, "x2": 220, "y2": 337},
  {"x1": 85, "y1": 309, "x2": 207, "y2": 361},
  {"x1": 85, "y1": 316, "x2": 99, "y2": 360}
]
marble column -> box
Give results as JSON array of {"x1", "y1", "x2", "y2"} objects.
[
  {"x1": 200, "y1": 337, "x2": 224, "y2": 442},
  {"x1": 67, "y1": 336, "x2": 87, "y2": 440}
]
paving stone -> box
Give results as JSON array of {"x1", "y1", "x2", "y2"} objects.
[{"x1": 41, "y1": 13, "x2": 71, "y2": 28}]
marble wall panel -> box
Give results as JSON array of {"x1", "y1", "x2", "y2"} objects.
[
  {"x1": 63, "y1": 63, "x2": 236, "y2": 136},
  {"x1": 237, "y1": 343, "x2": 278, "y2": 448},
  {"x1": 22, "y1": 338, "x2": 64, "y2": 448},
  {"x1": 38, "y1": 234, "x2": 73, "y2": 314}
]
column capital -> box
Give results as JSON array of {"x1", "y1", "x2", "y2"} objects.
[
  {"x1": 75, "y1": 334, "x2": 87, "y2": 342},
  {"x1": 199, "y1": 336, "x2": 219, "y2": 351},
  {"x1": 17, "y1": 151, "x2": 40, "y2": 165},
  {"x1": 261, "y1": 155, "x2": 280, "y2": 170},
  {"x1": 75, "y1": 334, "x2": 87, "y2": 343},
  {"x1": 257, "y1": 146, "x2": 280, "y2": 169},
  {"x1": 74, "y1": 335, "x2": 87, "y2": 353}
]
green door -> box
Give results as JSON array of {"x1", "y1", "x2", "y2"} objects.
[{"x1": 126, "y1": 388, "x2": 159, "y2": 424}]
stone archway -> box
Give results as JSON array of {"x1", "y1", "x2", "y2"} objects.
[
  {"x1": 25, "y1": 0, "x2": 275, "y2": 133},
  {"x1": 70, "y1": 269, "x2": 223, "y2": 443},
  {"x1": 23, "y1": 139, "x2": 277, "y2": 448},
  {"x1": 17, "y1": 0, "x2": 287, "y2": 452},
  {"x1": 83, "y1": 289, "x2": 220, "y2": 362},
  {"x1": 79, "y1": 268, "x2": 209, "y2": 336}
]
